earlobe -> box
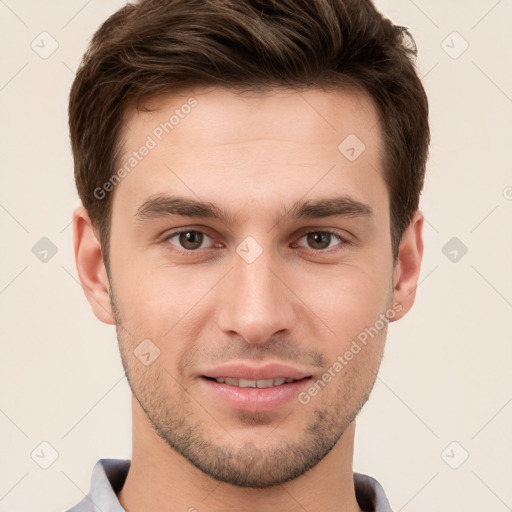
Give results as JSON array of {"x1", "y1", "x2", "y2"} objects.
[
  {"x1": 390, "y1": 209, "x2": 424, "y2": 322},
  {"x1": 72, "y1": 206, "x2": 116, "y2": 325}
]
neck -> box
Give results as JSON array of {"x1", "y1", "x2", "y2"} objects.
[{"x1": 118, "y1": 396, "x2": 363, "y2": 512}]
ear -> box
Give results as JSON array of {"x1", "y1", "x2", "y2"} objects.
[
  {"x1": 72, "y1": 205, "x2": 116, "y2": 325},
  {"x1": 390, "y1": 209, "x2": 424, "y2": 322}
]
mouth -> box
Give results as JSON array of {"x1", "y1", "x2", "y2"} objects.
[
  {"x1": 200, "y1": 373, "x2": 313, "y2": 413},
  {"x1": 203, "y1": 376, "x2": 309, "y2": 388},
  {"x1": 198, "y1": 362, "x2": 314, "y2": 412}
]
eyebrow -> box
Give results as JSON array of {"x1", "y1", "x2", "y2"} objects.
[{"x1": 134, "y1": 194, "x2": 373, "y2": 226}]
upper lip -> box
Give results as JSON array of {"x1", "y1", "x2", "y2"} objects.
[{"x1": 201, "y1": 362, "x2": 312, "y2": 381}]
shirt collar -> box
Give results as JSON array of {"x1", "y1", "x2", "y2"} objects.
[{"x1": 71, "y1": 459, "x2": 393, "y2": 512}]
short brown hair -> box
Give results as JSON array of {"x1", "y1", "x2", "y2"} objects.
[{"x1": 69, "y1": 0, "x2": 429, "y2": 273}]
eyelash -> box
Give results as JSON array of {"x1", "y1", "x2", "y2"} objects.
[{"x1": 160, "y1": 228, "x2": 352, "y2": 256}]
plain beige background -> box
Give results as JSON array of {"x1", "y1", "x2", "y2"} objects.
[{"x1": 1, "y1": 1, "x2": 511, "y2": 511}]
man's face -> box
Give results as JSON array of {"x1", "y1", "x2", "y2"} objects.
[{"x1": 107, "y1": 87, "x2": 397, "y2": 487}]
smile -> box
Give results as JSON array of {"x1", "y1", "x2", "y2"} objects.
[{"x1": 208, "y1": 377, "x2": 300, "y2": 388}]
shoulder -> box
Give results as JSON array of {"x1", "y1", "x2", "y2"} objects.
[
  {"x1": 63, "y1": 459, "x2": 130, "y2": 512},
  {"x1": 354, "y1": 472, "x2": 394, "y2": 512}
]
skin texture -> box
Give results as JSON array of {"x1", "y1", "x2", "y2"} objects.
[{"x1": 73, "y1": 86, "x2": 424, "y2": 512}]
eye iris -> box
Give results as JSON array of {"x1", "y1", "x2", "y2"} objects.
[
  {"x1": 307, "y1": 232, "x2": 331, "y2": 250},
  {"x1": 179, "y1": 231, "x2": 203, "y2": 250}
]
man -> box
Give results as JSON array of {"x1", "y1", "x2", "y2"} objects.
[{"x1": 67, "y1": 0, "x2": 429, "y2": 510}]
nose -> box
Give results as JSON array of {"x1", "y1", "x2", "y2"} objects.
[{"x1": 217, "y1": 248, "x2": 297, "y2": 345}]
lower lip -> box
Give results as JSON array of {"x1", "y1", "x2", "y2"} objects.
[{"x1": 200, "y1": 377, "x2": 312, "y2": 413}]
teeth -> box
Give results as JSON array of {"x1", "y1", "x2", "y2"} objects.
[
  {"x1": 239, "y1": 378, "x2": 257, "y2": 387},
  {"x1": 214, "y1": 377, "x2": 298, "y2": 388},
  {"x1": 256, "y1": 379, "x2": 275, "y2": 388}
]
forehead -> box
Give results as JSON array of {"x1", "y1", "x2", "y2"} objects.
[
  {"x1": 123, "y1": 85, "x2": 380, "y2": 149},
  {"x1": 113, "y1": 86, "x2": 385, "y2": 223}
]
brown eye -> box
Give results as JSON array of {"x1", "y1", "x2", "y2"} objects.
[
  {"x1": 166, "y1": 230, "x2": 211, "y2": 251},
  {"x1": 296, "y1": 231, "x2": 346, "y2": 250},
  {"x1": 307, "y1": 232, "x2": 330, "y2": 250}
]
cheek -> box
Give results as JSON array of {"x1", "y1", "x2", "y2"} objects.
[
  {"x1": 113, "y1": 263, "x2": 213, "y2": 345},
  {"x1": 295, "y1": 261, "x2": 392, "y2": 340}
]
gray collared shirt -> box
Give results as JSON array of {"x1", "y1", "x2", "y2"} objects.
[{"x1": 65, "y1": 458, "x2": 394, "y2": 512}]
